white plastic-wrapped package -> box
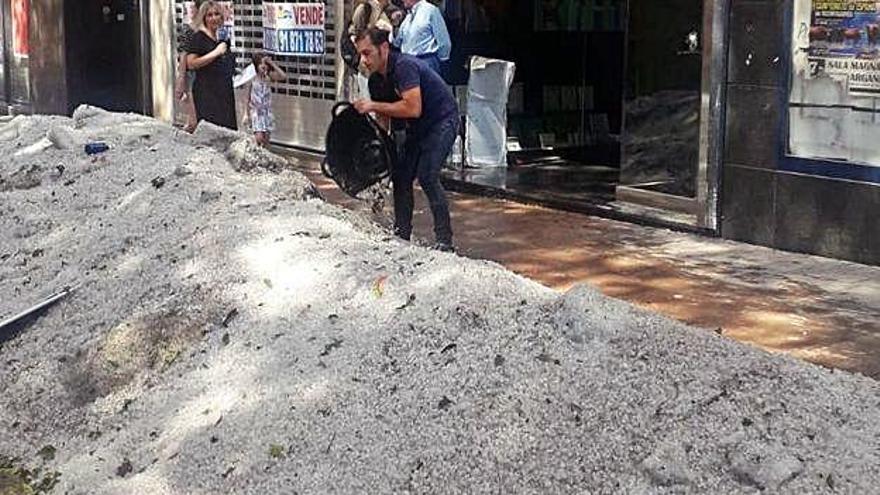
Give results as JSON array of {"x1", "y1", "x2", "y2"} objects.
[{"x1": 465, "y1": 56, "x2": 516, "y2": 168}]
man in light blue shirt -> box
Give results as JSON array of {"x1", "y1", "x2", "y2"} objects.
[{"x1": 394, "y1": 0, "x2": 452, "y2": 75}]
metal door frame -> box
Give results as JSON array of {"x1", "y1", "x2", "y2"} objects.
[
  {"x1": 137, "y1": 0, "x2": 153, "y2": 116},
  {"x1": 616, "y1": 0, "x2": 729, "y2": 231}
]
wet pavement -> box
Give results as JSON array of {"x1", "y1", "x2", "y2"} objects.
[
  {"x1": 284, "y1": 151, "x2": 880, "y2": 379},
  {"x1": 442, "y1": 161, "x2": 618, "y2": 202}
]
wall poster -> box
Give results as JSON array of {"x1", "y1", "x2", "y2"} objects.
[
  {"x1": 803, "y1": 0, "x2": 880, "y2": 95},
  {"x1": 790, "y1": 0, "x2": 880, "y2": 168},
  {"x1": 12, "y1": 0, "x2": 29, "y2": 57}
]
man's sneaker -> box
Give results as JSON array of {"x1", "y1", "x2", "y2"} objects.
[{"x1": 432, "y1": 241, "x2": 455, "y2": 253}]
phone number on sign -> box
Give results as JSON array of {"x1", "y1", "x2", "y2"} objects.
[{"x1": 264, "y1": 29, "x2": 325, "y2": 55}]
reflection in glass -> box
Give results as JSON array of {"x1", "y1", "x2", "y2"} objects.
[{"x1": 620, "y1": 0, "x2": 702, "y2": 197}]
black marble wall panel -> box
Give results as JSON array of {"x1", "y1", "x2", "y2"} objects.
[
  {"x1": 721, "y1": 165, "x2": 776, "y2": 247},
  {"x1": 775, "y1": 173, "x2": 880, "y2": 265},
  {"x1": 727, "y1": 0, "x2": 786, "y2": 87},
  {"x1": 724, "y1": 84, "x2": 782, "y2": 170}
]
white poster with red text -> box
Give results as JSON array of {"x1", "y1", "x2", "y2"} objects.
[{"x1": 263, "y1": 2, "x2": 326, "y2": 56}]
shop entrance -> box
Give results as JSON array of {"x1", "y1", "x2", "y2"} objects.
[
  {"x1": 64, "y1": 0, "x2": 146, "y2": 114},
  {"x1": 441, "y1": 0, "x2": 724, "y2": 229},
  {"x1": 615, "y1": 0, "x2": 723, "y2": 228},
  {"x1": 619, "y1": 0, "x2": 703, "y2": 198},
  {"x1": 442, "y1": 0, "x2": 626, "y2": 205}
]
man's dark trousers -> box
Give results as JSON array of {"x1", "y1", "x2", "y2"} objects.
[{"x1": 392, "y1": 116, "x2": 457, "y2": 245}]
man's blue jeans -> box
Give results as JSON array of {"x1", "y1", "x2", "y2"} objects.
[{"x1": 392, "y1": 116, "x2": 457, "y2": 245}]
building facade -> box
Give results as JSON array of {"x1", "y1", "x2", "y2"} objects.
[
  {"x1": 1, "y1": 0, "x2": 158, "y2": 116},
  {"x1": 169, "y1": 0, "x2": 345, "y2": 150},
  {"x1": 1, "y1": 0, "x2": 877, "y2": 265},
  {"x1": 722, "y1": 0, "x2": 879, "y2": 265}
]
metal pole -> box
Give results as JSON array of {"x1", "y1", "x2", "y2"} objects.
[{"x1": 0, "y1": 284, "x2": 81, "y2": 333}]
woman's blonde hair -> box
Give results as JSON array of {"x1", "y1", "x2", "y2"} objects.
[{"x1": 193, "y1": 0, "x2": 221, "y2": 31}]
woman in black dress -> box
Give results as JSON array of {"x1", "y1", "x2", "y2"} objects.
[{"x1": 186, "y1": 1, "x2": 237, "y2": 130}]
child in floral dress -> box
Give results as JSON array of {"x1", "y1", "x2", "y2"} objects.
[{"x1": 248, "y1": 53, "x2": 287, "y2": 147}]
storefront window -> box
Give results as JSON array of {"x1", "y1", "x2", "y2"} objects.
[
  {"x1": 789, "y1": 0, "x2": 880, "y2": 168},
  {"x1": 439, "y1": 0, "x2": 626, "y2": 205},
  {"x1": 442, "y1": 0, "x2": 625, "y2": 142},
  {"x1": 617, "y1": 0, "x2": 703, "y2": 198}
]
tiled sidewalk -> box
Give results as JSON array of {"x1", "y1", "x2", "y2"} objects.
[{"x1": 286, "y1": 151, "x2": 880, "y2": 379}]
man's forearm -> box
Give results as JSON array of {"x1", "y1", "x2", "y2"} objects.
[{"x1": 371, "y1": 100, "x2": 419, "y2": 120}]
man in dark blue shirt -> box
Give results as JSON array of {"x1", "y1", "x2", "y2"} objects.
[{"x1": 353, "y1": 28, "x2": 458, "y2": 252}]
